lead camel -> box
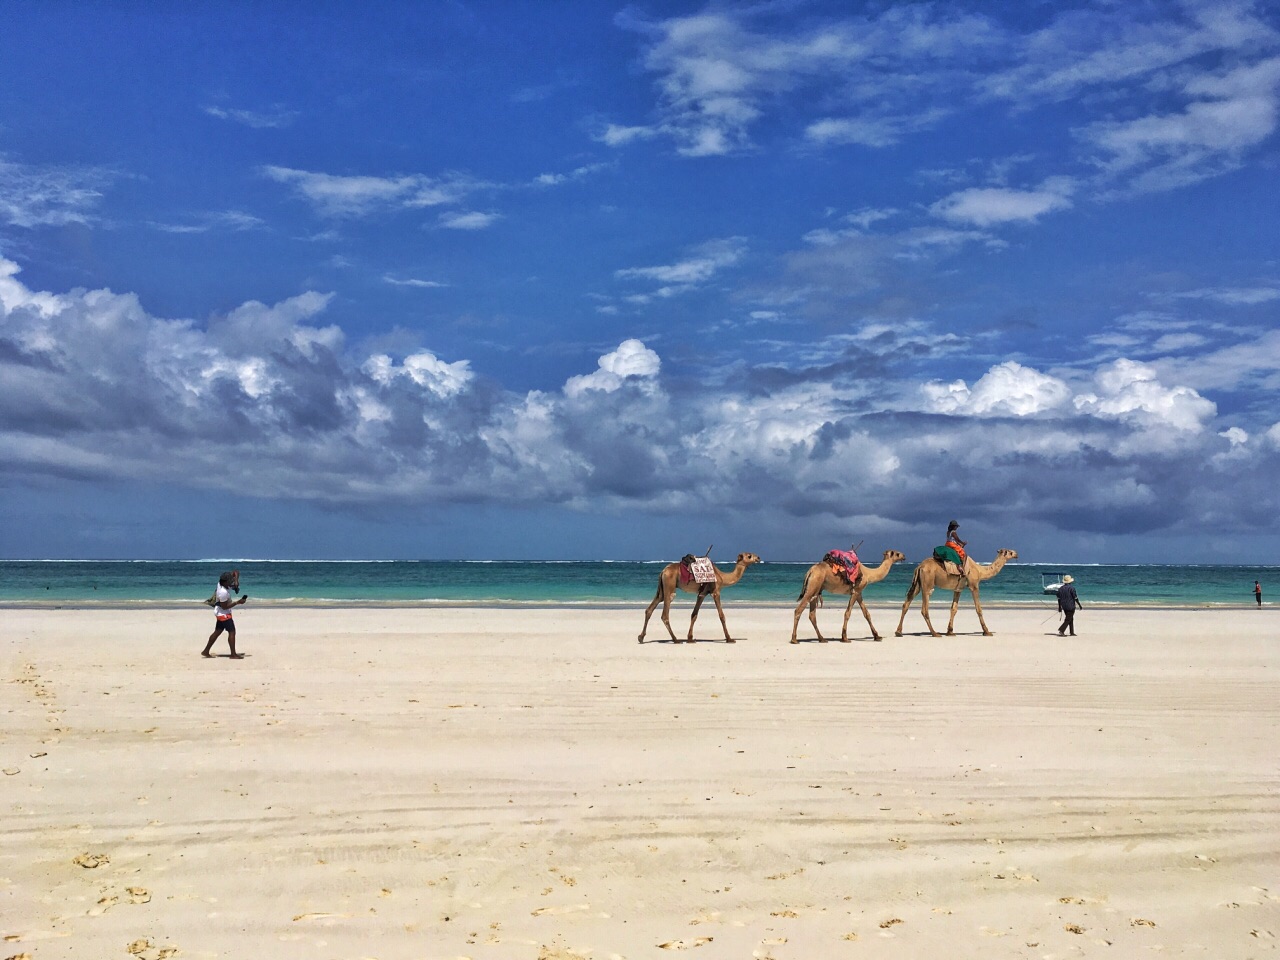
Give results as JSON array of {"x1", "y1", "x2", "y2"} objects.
[{"x1": 638, "y1": 552, "x2": 762, "y2": 643}]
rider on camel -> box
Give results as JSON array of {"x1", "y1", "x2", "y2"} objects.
[{"x1": 933, "y1": 519, "x2": 968, "y2": 569}]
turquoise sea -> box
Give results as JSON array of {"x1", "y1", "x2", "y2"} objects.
[{"x1": 0, "y1": 560, "x2": 1271, "y2": 608}]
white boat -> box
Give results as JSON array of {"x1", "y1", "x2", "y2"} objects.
[{"x1": 1041, "y1": 572, "x2": 1068, "y2": 594}]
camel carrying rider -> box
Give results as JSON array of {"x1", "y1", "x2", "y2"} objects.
[{"x1": 932, "y1": 519, "x2": 968, "y2": 573}]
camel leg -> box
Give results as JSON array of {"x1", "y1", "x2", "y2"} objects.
[
  {"x1": 711, "y1": 591, "x2": 734, "y2": 642},
  {"x1": 809, "y1": 598, "x2": 826, "y2": 642},
  {"x1": 919, "y1": 588, "x2": 941, "y2": 637},
  {"x1": 791, "y1": 581, "x2": 820, "y2": 644},
  {"x1": 638, "y1": 584, "x2": 664, "y2": 642},
  {"x1": 895, "y1": 582, "x2": 918, "y2": 637},
  {"x1": 834, "y1": 599, "x2": 855, "y2": 642},
  {"x1": 971, "y1": 587, "x2": 993, "y2": 636},
  {"x1": 659, "y1": 588, "x2": 679, "y2": 642},
  {"x1": 946, "y1": 591, "x2": 962, "y2": 635},
  {"x1": 686, "y1": 592, "x2": 707, "y2": 642},
  {"x1": 856, "y1": 596, "x2": 880, "y2": 641}
]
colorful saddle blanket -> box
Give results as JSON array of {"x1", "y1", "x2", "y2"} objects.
[
  {"x1": 822, "y1": 549, "x2": 861, "y2": 585},
  {"x1": 932, "y1": 545, "x2": 969, "y2": 576},
  {"x1": 679, "y1": 555, "x2": 718, "y2": 587}
]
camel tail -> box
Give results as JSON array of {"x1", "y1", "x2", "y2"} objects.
[{"x1": 905, "y1": 567, "x2": 922, "y2": 603}]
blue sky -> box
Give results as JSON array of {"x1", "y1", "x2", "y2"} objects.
[{"x1": 2, "y1": 1, "x2": 1279, "y2": 562}]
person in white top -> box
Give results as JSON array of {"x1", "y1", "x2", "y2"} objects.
[{"x1": 202, "y1": 570, "x2": 248, "y2": 659}]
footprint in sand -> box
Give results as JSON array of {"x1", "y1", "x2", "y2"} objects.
[
  {"x1": 530, "y1": 904, "x2": 590, "y2": 917},
  {"x1": 125, "y1": 939, "x2": 178, "y2": 959},
  {"x1": 88, "y1": 895, "x2": 118, "y2": 916},
  {"x1": 73, "y1": 853, "x2": 110, "y2": 869},
  {"x1": 657, "y1": 937, "x2": 713, "y2": 950}
]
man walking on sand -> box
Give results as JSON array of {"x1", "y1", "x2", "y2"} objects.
[
  {"x1": 1256, "y1": 580, "x2": 1263, "y2": 608},
  {"x1": 1056, "y1": 575, "x2": 1081, "y2": 636},
  {"x1": 203, "y1": 570, "x2": 248, "y2": 659}
]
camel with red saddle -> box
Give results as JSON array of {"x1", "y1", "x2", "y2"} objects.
[{"x1": 791, "y1": 549, "x2": 907, "y2": 643}]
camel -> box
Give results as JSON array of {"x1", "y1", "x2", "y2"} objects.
[
  {"x1": 638, "y1": 552, "x2": 762, "y2": 644},
  {"x1": 894, "y1": 548, "x2": 1018, "y2": 637},
  {"x1": 790, "y1": 550, "x2": 907, "y2": 643}
]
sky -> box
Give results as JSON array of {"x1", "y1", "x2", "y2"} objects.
[{"x1": 1, "y1": 0, "x2": 1279, "y2": 563}]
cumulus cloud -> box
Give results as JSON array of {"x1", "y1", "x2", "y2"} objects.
[
  {"x1": 923, "y1": 361, "x2": 1071, "y2": 416},
  {"x1": 4, "y1": 260, "x2": 1280, "y2": 537},
  {"x1": 1073, "y1": 358, "x2": 1216, "y2": 431},
  {"x1": 563, "y1": 339, "x2": 661, "y2": 397}
]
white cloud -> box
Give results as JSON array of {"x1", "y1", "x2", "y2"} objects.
[
  {"x1": 0, "y1": 158, "x2": 110, "y2": 228},
  {"x1": 615, "y1": 237, "x2": 746, "y2": 290},
  {"x1": 1082, "y1": 57, "x2": 1280, "y2": 192},
  {"x1": 931, "y1": 178, "x2": 1076, "y2": 226},
  {"x1": 1171, "y1": 286, "x2": 1280, "y2": 305},
  {"x1": 5, "y1": 260, "x2": 1279, "y2": 538},
  {"x1": 1158, "y1": 328, "x2": 1280, "y2": 392},
  {"x1": 262, "y1": 166, "x2": 485, "y2": 218},
  {"x1": 1150, "y1": 332, "x2": 1207, "y2": 353},
  {"x1": 150, "y1": 210, "x2": 265, "y2": 234},
  {"x1": 1073, "y1": 358, "x2": 1215, "y2": 431},
  {"x1": 438, "y1": 211, "x2": 500, "y2": 230},
  {"x1": 805, "y1": 109, "x2": 948, "y2": 148},
  {"x1": 612, "y1": 7, "x2": 1000, "y2": 157},
  {"x1": 204, "y1": 104, "x2": 297, "y2": 129},
  {"x1": 563, "y1": 339, "x2": 661, "y2": 397},
  {"x1": 923, "y1": 361, "x2": 1071, "y2": 416},
  {"x1": 383, "y1": 275, "x2": 448, "y2": 288},
  {"x1": 362, "y1": 350, "x2": 473, "y2": 398},
  {"x1": 985, "y1": 3, "x2": 1278, "y2": 102}
]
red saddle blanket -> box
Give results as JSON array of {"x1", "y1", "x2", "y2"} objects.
[{"x1": 823, "y1": 549, "x2": 861, "y2": 584}]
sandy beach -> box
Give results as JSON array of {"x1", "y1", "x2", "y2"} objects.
[{"x1": 2, "y1": 604, "x2": 1277, "y2": 959}]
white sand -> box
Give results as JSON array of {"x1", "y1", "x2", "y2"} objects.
[{"x1": 2, "y1": 604, "x2": 1277, "y2": 959}]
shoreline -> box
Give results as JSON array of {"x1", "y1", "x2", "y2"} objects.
[{"x1": 0, "y1": 598, "x2": 1269, "y2": 611}]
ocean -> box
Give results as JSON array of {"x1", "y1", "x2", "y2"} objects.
[{"x1": 0, "y1": 559, "x2": 1271, "y2": 608}]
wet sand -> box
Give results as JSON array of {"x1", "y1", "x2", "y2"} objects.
[{"x1": 2, "y1": 605, "x2": 1277, "y2": 958}]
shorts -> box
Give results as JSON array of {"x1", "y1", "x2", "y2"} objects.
[{"x1": 213, "y1": 616, "x2": 235, "y2": 631}]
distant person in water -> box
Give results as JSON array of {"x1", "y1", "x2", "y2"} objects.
[
  {"x1": 1056, "y1": 575, "x2": 1081, "y2": 636},
  {"x1": 203, "y1": 570, "x2": 248, "y2": 659},
  {"x1": 1256, "y1": 580, "x2": 1263, "y2": 608}
]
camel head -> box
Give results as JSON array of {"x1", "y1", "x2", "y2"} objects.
[
  {"x1": 883, "y1": 550, "x2": 907, "y2": 563},
  {"x1": 736, "y1": 552, "x2": 762, "y2": 566},
  {"x1": 996, "y1": 548, "x2": 1018, "y2": 560}
]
